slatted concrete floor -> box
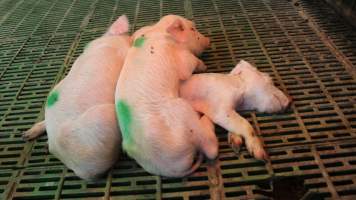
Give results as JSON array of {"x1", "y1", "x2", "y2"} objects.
[{"x1": 0, "y1": 0, "x2": 355, "y2": 199}]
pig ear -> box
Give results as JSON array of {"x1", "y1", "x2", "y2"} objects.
[
  {"x1": 240, "y1": 59, "x2": 257, "y2": 70},
  {"x1": 106, "y1": 15, "x2": 129, "y2": 36},
  {"x1": 230, "y1": 65, "x2": 242, "y2": 75},
  {"x1": 166, "y1": 19, "x2": 186, "y2": 42},
  {"x1": 230, "y1": 60, "x2": 245, "y2": 75}
]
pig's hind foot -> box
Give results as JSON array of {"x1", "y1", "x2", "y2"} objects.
[{"x1": 22, "y1": 121, "x2": 46, "y2": 141}]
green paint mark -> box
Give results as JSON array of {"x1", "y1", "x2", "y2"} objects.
[
  {"x1": 46, "y1": 90, "x2": 59, "y2": 108},
  {"x1": 133, "y1": 36, "x2": 145, "y2": 47},
  {"x1": 116, "y1": 100, "x2": 133, "y2": 145}
]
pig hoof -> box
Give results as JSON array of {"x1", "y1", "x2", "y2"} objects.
[
  {"x1": 22, "y1": 132, "x2": 32, "y2": 141},
  {"x1": 246, "y1": 137, "x2": 269, "y2": 160},
  {"x1": 228, "y1": 133, "x2": 243, "y2": 155},
  {"x1": 231, "y1": 144, "x2": 241, "y2": 155},
  {"x1": 254, "y1": 148, "x2": 269, "y2": 161}
]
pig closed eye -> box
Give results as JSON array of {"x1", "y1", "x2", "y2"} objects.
[{"x1": 191, "y1": 27, "x2": 196, "y2": 31}]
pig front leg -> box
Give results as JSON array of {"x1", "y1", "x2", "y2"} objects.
[
  {"x1": 177, "y1": 51, "x2": 207, "y2": 80},
  {"x1": 194, "y1": 59, "x2": 207, "y2": 73},
  {"x1": 214, "y1": 109, "x2": 268, "y2": 160},
  {"x1": 23, "y1": 120, "x2": 46, "y2": 141}
]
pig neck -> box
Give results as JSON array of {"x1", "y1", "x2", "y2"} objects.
[
  {"x1": 127, "y1": 34, "x2": 186, "y2": 102},
  {"x1": 232, "y1": 72, "x2": 255, "y2": 109},
  {"x1": 90, "y1": 35, "x2": 130, "y2": 58}
]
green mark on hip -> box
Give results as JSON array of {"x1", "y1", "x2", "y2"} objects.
[
  {"x1": 133, "y1": 36, "x2": 145, "y2": 47},
  {"x1": 116, "y1": 100, "x2": 133, "y2": 145},
  {"x1": 46, "y1": 90, "x2": 59, "y2": 108}
]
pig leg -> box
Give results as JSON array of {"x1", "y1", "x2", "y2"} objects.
[
  {"x1": 178, "y1": 51, "x2": 207, "y2": 80},
  {"x1": 55, "y1": 104, "x2": 120, "y2": 180},
  {"x1": 23, "y1": 121, "x2": 46, "y2": 141},
  {"x1": 194, "y1": 59, "x2": 207, "y2": 72},
  {"x1": 214, "y1": 110, "x2": 268, "y2": 160}
]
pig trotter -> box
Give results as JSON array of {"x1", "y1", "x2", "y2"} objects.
[
  {"x1": 23, "y1": 121, "x2": 46, "y2": 141},
  {"x1": 228, "y1": 133, "x2": 242, "y2": 155},
  {"x1": 246, "y1": 136, "x2": 269, "y2": 161}
]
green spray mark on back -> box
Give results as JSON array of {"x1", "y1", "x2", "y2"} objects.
[
  {"x1": 133, "y1": 36, "x2": 145, "y2": 47},
  {"x1": 116, "y1": 100, "x2": 133, "y2": 146},
  {"x1": 46, "y1": 90, "x2": 59, "y2": 108}
]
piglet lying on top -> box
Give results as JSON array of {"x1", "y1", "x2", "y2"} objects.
[
  {"x1": 180, "y1": 60, "x2": 292, "y2": 159},
  {"x1": 115, "y1": 15, "x2": 219, "y2": 177}
]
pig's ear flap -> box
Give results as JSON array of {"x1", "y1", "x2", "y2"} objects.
[
  {"x1": 166, "y1": 19, "x2": 186, "y2": 43},
  {"x1": 230, "y1": 65, "x2": 242, "y2": 75},
  {"x1": 106, "y1": 15, "x2": 129, "y2": 36},
  {"x1": 230, "y1": 60, "x2": 244, "y2": 75},
  {"x1": 230, "y1": 59, "x2": 255, "y2": 74}
]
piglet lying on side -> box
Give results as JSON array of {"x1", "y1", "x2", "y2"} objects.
[
  {"x1": 22, "y1": 15, "x2": 131, "y2": 180},
  {"x1": 180, "y1": 60, "x2": 292, "y2": 159}
]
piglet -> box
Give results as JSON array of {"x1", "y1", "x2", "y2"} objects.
[
  {"x1": 22, "y1": 15, "x2": 131, "y2": 180},
  {"x1": 180, "y1": 60, "x2": 292, "y2": 160},
  {"x1": 115, "y1": 15, "x2": 218, "y2": 177}
]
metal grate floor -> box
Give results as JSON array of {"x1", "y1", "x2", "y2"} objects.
[{"x1": 0, "y1": 0, "x2": 355, "y2": 199}]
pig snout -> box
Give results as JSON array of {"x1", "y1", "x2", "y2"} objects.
[
  {"x1": 202, "y1": 36, "x2": 210, "y2": 49},
  {"x1": 283, "y1": 95, "x2": 293, "y2": 111},
  {"x1": 205, "y1": 37, "x2": 210, "y2": 47},
  {"x1": 277, "y1": 92, "x2": 292, "y2": 112}
]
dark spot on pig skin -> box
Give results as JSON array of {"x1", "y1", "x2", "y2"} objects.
[
  {"x1": 150, "y1": 51, "x2": 154, "y2": 54},
  {"x1": 190, "y1": 129, "x2": 193, "y2": 133},
  {"x1": 197, "y1": 37, "x2": 200, "y2": 40},
  {"x1": 190, "y1": 27, "x2": 195, "y2": 32},
  {"x1": 227, "y1": 114, "x2": 230, "y2": 118}
]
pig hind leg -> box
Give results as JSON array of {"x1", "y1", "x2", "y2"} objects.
[
  {"x1": 23, "y1": 120, "x2": 46, "y2": 141},
  {"x1": 55, "y1": 104, "x2": 121, "y2": 180}
]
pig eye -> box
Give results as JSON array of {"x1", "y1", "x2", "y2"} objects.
[{"x1": 190, "y1": 27, "x2": 195, "y2": 31}]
